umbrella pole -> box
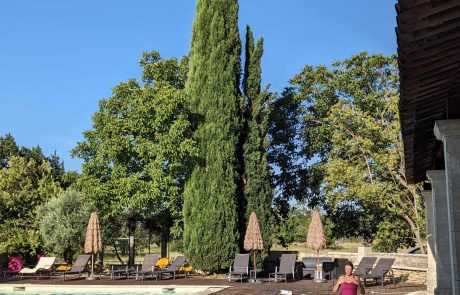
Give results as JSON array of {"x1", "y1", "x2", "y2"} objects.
[
  {"x1": 250, "y1": 251, "x2": 259, "y2": 283},
  {"x1": 317, "y1": 249, "x2": 319, "y2": 272},
  {"x1": 254, "y1": 251, "x2": 256, "y2": 272},
  {"x1": 86, "y1": 253, "x2": 97, "y2": 280}
]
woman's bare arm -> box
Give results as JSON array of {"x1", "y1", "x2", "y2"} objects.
[{"x1": 332, "y1": 276, "x2": 344, "y2": 293}]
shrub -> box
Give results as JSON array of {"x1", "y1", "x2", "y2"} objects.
[{"x1": 36, "y1": 189, "x2": 93, "y2": 263}]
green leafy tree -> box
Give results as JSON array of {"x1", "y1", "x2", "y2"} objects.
[
  {"x1": 241, "y1": 25, "x2": 273, "y2": 266},
  {"x1": 372, "y1": 219, "x2": 414, "y2": 252},
  {"x1": 0, "y1": 133, "x2": 19, "y2": 168},
  {"x1": 268, "y1": 89, "x2": 321, "y2": 217},
  {"x1": 276, "y1": 208, "x2": 334, "y2": 249},
  {"x1": 0, "y1": 156, "x2": 61, "y2": 255},
  {"x1": 36, "y1": 190, "x2": 92, "y2": 263},
  {"x1": 290, "y1": 52, "x2": 425, "y2": 252},
  {"x1": 72, "y1": 51, "x2": 196, "y2": 262},
  {"x1": 327, "y1": 200, "x2": 384, "y2": 245},
  {"x1": 183, "y1": 0, "x2": 242, "y2": 272},
  {"x1": 46, "y1": 151, "x2": 66, "y2": 187}
]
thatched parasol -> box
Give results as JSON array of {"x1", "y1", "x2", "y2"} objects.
[
  {"x1": 84, "y1": 212, "x2": 102, "y2": 278},
  {"x1": 244, "y1": 212, "x2": 264, "y2": 274},
  {"x1": 306, "y1": 209, "x2": 326, "y2": 273}
]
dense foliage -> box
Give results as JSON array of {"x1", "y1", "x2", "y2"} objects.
[
  {"x1": 276, "y1": 207, "x2": 335, "y2": 249},
  {"x1": 72, "y1": 51, "x2": 195, "y2": 240},
  {"x1": 289, "y1": 52, "x2": 425, "y2": 252},
  {"x1": 241, "y1": 26, "x2": 273, "y2": 267},
  {"x1": 0, "y1": 135, "x2": 62, "y2": 255},
  {"x1": 183, "y1": 0, "x2": 242, "y2": 272}
]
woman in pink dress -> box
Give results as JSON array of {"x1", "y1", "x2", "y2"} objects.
[{"x1": 332, "y1": 261, "x2": 365, "y2": 295}]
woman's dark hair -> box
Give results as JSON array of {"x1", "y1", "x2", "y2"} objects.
[{"x1": 345, "y1": 261, "x2": 354, "y2": 269}]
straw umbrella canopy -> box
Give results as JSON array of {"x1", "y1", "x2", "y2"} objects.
[
  {"x1": 244, "y1": 212, "x2": 264, "y2": 273},
  {"x1": 306, "y1": 209, "x2": 326, "y2": 272},
  {"x1": 84, "y1": 212, "x2": 102, "y2": 276}
]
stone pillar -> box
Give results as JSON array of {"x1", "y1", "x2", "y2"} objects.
[
  {"x1": 434, "y1": 119, "x2": 460, "y2": 294},
  {"x1": 426, "y1": 170, "x2": 452, "y2": 294},
  {"x1": 422, "y1": 189, "x2": 436, "y2": 294}
]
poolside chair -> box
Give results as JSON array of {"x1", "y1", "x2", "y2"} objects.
[
  {"x1": 228, "y1": 253, "x2": 250, "y2": 284},
  {"x1": 154, "y1": 255, "x2": 187, "y2": 281},
  {"x1": 269, "y1": 253, "x2": 297, "y2": 283},
  {"x1": 57, "y1": 254, "x2": 91, "y2": 281},
  {"x1": 19, "y1": 256, "x2": 56, "y2": 280},
  {"x1": 129, "y1": 254, "x2": 159, "y2": 281},
  {"x1": 302, "y1": 257, "x2": 316, "y2": 279},
  {"x1": 353, "y1": 256, "x2": 377, "y2": 276},
  {"x1": 362, "y1": 258, "x2": 395, "y2": 286},
  {"x1": 332, "y1": 258, "x2": 348, "y2": 284}
]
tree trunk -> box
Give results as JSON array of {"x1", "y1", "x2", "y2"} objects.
[
  {"x1": 148, "y1": 231, "x2": 151, "y2": 254},
  {"x1": 128, "y1": 220, "x2": 136, "y2": 266},
  {"x1": 113, "y1": 241, "x2": 125, "y2": 265},
  {"x1": 402, "y1": 214, "x2": 426, "y2": 254},
  {"x1": 160, "y1": 230, "x2": 169, "y2": 258}
]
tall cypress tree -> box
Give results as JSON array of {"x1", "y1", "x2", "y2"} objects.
[
  {"x1": 183, "y1": 0, "x2": 242, "y2": 272},
  {"x1": 242, "y1": 26, "x2": 273, "y2": 265}
]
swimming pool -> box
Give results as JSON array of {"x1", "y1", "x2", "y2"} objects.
[{"x1": 0, "y1": 285, "x2": 227, "y2": 295}]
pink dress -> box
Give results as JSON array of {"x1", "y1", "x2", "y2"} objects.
[{"x1": 340, "y1": 282, "x2": 358, "y2": 295}]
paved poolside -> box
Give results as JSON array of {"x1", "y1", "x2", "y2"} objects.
[{"x1": 0, "y1": 275, "x2": 426, "y2": 295}]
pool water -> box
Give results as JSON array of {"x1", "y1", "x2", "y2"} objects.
[{"x1": 0, "y1": 293, "x2": 189, "y2": 295}]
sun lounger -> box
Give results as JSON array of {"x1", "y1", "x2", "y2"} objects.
[
  {"x1": 154, "y1": 255, "x2": 187, "y2": 281},
  {"x1": 228, "y1": 253, "x2": 250, "y2": 284},
  {"x1": 129, "y1": 254, "x2": 159, "y2": 281},
  {"x1": 56, "y1": 254, "x2": 91, "y2": 281},
  {"x1": 269, "y1": 253, "x2": 297, "y2": 283},
  {"x1": 362, "y1": 258, "x2": 395, "y2": 286},
  {"x1": 19, "y1": 257, "x2": 56, "y2": 280},
  {"x1": 354, "y1": 256, "x2": 377, "y2": 276}
]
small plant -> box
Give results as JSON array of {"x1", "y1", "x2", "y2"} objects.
[
  {"x1": 208, "y1": 273, "x2": 228, "y2": 279},
  {"x1": 399, "y1": 272, "x2": 410, "y2": 282}
]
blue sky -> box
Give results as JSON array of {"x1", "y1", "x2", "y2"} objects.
[{"x1": 0, "y1": 1, "x2": 397, "y2": 172}]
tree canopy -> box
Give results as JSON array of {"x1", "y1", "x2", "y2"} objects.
[
  {"x1": 72, "y1": 51, "x2": 196, "y2": 238},
  {"x1": 36, "y1": 190, "x2": 92, "y2": 263},
  {"x1": 0, "y1": 134, "x2": 62, "y2": 255},
  {"x1": 289, "y1": 52, "x2": 425, "y2": 251}
]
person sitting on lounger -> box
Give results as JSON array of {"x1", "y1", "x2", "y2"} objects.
[{"x1": 332, "y1": 261, "x2": 364, "y2": 295}]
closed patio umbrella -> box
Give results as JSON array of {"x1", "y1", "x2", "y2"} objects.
[
  {"x1": 306, "y1": 209, "x2": 326, "y2": 282},
  {"x1": 84, "y1": 212, "x2": 102, "y2": 279},
  {"x1": 244, "y1": 212, "x2": 264, "y2": 281}
]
